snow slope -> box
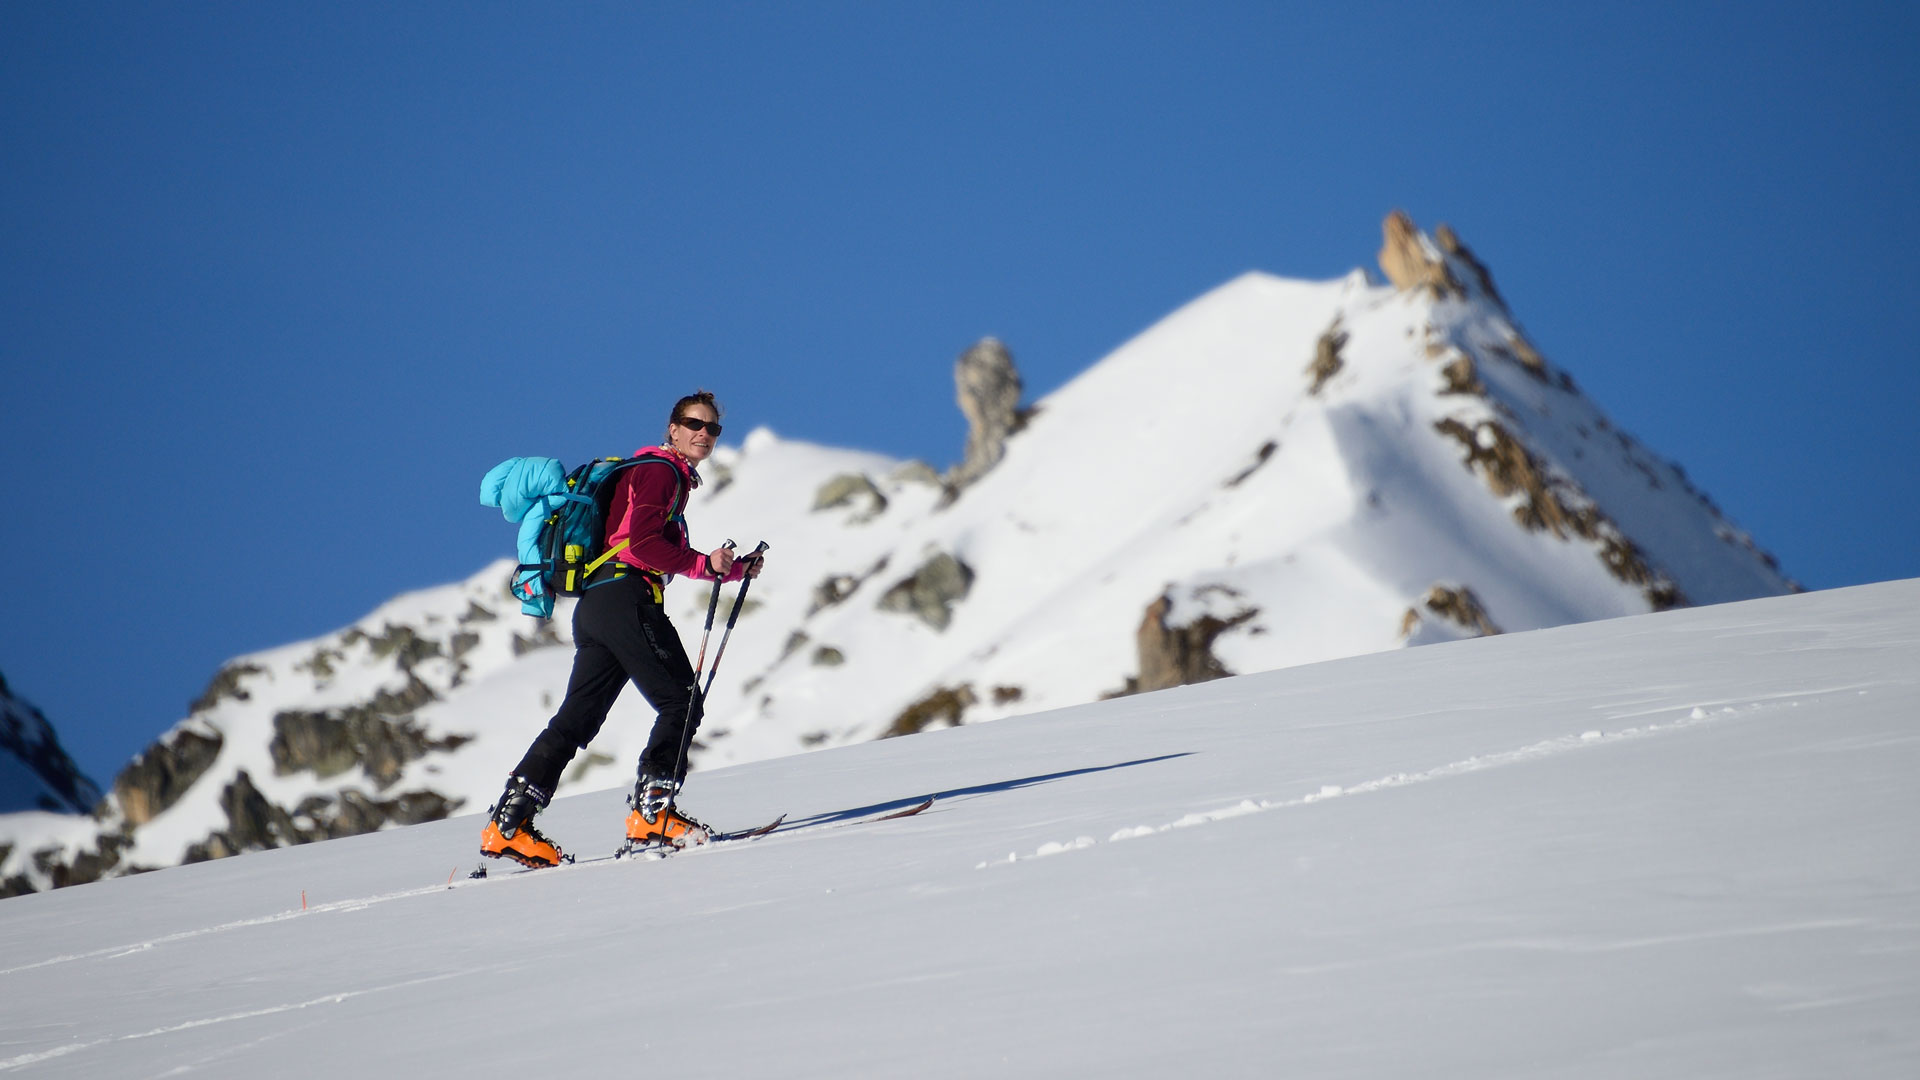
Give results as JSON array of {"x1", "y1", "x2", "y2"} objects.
[
  {"x1": 1, "y1": 219, "x2": 1796, "y2": 894},
  {"x1": 1, "y1": 579, "x2": 1912, "y2": 1078}
]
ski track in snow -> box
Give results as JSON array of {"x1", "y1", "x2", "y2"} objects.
[
  {"x1": 0, "y1": 810, "x2": 884, "y2": 979},
  {"x1": 978, "y1": 690, "x2": 1849, "y2": 869},
  {"x1": 0, "y1": 972, "x2": 464, "y2": 1073}
]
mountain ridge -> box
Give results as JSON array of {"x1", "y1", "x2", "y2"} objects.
[{"x1": 0, "y1": 212, "x2": 1796, "y2": 897}]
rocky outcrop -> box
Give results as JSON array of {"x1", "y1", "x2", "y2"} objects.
[
  {"x1": 813, "y1": 473, "x2": 888, "y2": 521},
  {"x1": 269, "y1": 675, "x2": 468, "y2": 789},
  {"x1": 40, "y1": 830, "x2": 133, "y2": 891},
  {"x1": 945, "y1": 338, "x2": 1027, "y2": 495},
  {"x1": 1400, "y1": 585, "x2": 1503, "y2": 640},
  {"x1": 877, "y1": 552, "x2": 975, "y2": 631},
  {"x1": 1436, "y1": 349, "x2": 1487, "y2": 396},
  {"x1": 1379, "y1": 211, "x2": 1513, "y2": 315},
  {"x1": 1224, "y1": 441, "x2": 1278, "y2": 489},
  {"x1": 344, "y1": 624, "x2": 442, "y2": 672},
  {"x1": 188, "y1": 661, "x2": 265, "y2": 714},
  {"x1": 1379, "y1": 211, "x2": 1463, "y2": 298},
  {"x1": 1128, "y1": 590, "x2": 1259, "y2": 695},
  {"x1": 1307, "y1": 318, "x2": 1349, "y2": 395},
  {"x1": 884, "y1": 685, "x2": 976, "y2": 738},
  {"x1": 808, "y1": 557, "x2": 891, "y2": 617},
  {"x1": 1434, "y1": 417, "x2": 1685, "y2": 610},
  {"x1": 1434, "y1": 224, "x2": 1507, "y2": 312},
  {"x1": 180, "y1": 770, "x2": 464, "y2": 863},
  {"x1": 114, "y1": 723, "x2": 225, "y2": 827}
]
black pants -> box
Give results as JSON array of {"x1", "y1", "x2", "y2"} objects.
[{"x1": 512, "y1": 574, "x2": 702, "y2": 796}]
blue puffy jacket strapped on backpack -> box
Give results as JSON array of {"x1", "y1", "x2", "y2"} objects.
[{"x1": 480, "y1": 456, "x2": 570, "y2": 617}]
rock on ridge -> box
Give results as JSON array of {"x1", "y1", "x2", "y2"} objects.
[{"x1": 945, "y1": 337, "x2": 1027, "y2": 494}]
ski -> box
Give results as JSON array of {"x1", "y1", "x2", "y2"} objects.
[
  {"x1": 612, "y1": 813, "x2": 787, "y2": 860},
  {"x1": 712, "y1": 813, "x2": 788, "y2": 842},
  {"x1": 468, "y1": 851, "x2": 573, "y2": 879},
  {"x1": 870, "y1": 796, "x2": 934, "y2": 821}
]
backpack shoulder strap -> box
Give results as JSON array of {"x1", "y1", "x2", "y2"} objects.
[{"x1": 580, "y1": 453, "x2": 686, "y2": 576}]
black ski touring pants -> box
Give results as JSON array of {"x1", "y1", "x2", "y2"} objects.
[{"x1": 512, "y1": 574, "x2": 702, "y2": 796}]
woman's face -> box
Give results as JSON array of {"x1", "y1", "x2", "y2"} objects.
[{"x1": 669, "y1": 402, "x2": 720, "y2": 464}]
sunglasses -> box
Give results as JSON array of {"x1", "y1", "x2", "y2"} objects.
[{"x1": 676, "y1": 417, "x2": 723, "y2": 437}]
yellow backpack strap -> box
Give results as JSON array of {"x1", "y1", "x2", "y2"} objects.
[{"x1": 584, "y1": 537, "x2": 630, "y2": 575}]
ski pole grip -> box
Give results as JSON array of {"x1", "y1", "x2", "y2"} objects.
[{"x1": 706, "y1": 539, "x2": 740, "y2": 580}]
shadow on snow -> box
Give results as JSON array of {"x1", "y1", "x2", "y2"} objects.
[{"x1": 780, "y1": 752, "x2": 1195, "y2": 831}]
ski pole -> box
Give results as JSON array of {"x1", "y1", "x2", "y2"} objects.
[
  {"x1": 689, "y1": 539, "x2": 736, "y2": 681},
  {"x1": 647, "y1": 540, "x2": 732, "y2": 819},
  {"x1": 667, "y1": 540, "x2": 767, "y2": 812},
  {"x1": 702, "y1": 540, "x2": 769, "y2": 698}
]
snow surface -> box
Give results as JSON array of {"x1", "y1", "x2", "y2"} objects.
[{"x1": 1, "y1": 579, "x2": 1913, "y2": 1078}]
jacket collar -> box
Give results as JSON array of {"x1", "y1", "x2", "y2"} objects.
[{"x1": 637, "y1": 444, "x2": 702, "y2": 489}]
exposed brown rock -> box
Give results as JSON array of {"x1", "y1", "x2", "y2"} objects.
[
  {"x1": 114, "y1": 724, "x2": 225, "y2": 827},
  {"x1": 1378, "y1": 210, "x2": 1462, "y2": 297},
  {"x1": 189, "y1": 662, "x2": 264, "y2": 714},
  {"x1": 1307, "y1": 319, "x2": 1349, "y2": 395},
  {"x1": 884, "y1": 685, "x2": 976, "y2": 738},
  {"x1": 1483, "y1": 335, "x2": 1550, "y2": 382},
  {"x1": 1133, "y1": 590, "x2": 1259, "y2": 694},
  {"x1": 1434, "y1": 224, "x2": 1507, "y2": 311},
  {"x1": 1436, "y1": 350, "x2": 1487, "y2": 396},
  {"x1": 1433, "y1": 417, "x2": 1686, "y2": 610},
  {"x1": 1400, "y1": 585, "x2": 1503, "y2": 639},
  {"x1": 1223, "y1": 441, "x2": 1279, "y2": 489}
]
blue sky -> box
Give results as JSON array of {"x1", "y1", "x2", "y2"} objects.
[{"x1": 4, "y1": 2, "x2": 1916, "y2": 786}]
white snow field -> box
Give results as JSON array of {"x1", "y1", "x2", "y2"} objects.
[{"x1": 2, "y1": 579, "x2": 1914, "y2": 1078}]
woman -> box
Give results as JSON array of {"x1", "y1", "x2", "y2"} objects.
[{"x1": 481, "y1": 390, "x2": 765, "y2": 868}]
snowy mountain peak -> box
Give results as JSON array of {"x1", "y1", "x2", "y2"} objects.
[{"x1": 1, "y1": 213, "x2": 1795, "y2": 898}]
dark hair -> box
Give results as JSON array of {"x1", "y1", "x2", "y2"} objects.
[{"x1": 666, "y1": 390, "x2": 723, "y2": 440}]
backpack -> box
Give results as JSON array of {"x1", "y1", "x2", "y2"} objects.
[{"x1": 479, "y1": 453, "x2": 683, "y2": 618}]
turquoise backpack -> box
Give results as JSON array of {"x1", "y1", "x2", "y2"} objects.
[{"x1": 479, "y1": 454, "x2": 682, "y2": 618}]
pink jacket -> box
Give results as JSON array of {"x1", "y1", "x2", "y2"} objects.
[{"x1": 603, "y1": 447, "x2": 744, "y2": 583}]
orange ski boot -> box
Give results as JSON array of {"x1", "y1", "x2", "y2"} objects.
[
  {"x1": 479, "y1": 776, "x2": 566, "y2": 868},
  {"x1": 624, "y1": 778, "x2": 711, "y2": 849}
]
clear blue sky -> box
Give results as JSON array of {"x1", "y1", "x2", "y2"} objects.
[{"x1": 5, "y1": 2, "x2": 1916, "y2": 786}]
